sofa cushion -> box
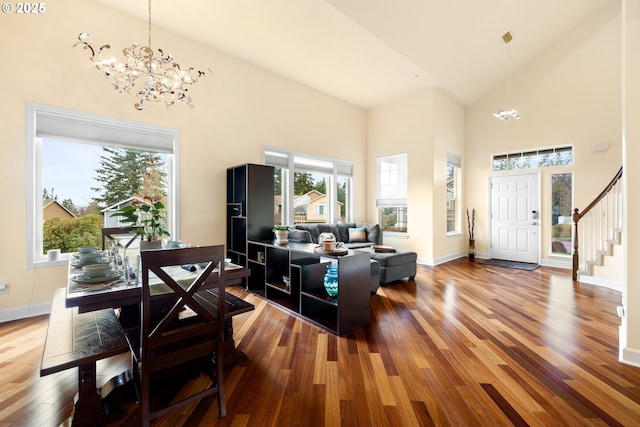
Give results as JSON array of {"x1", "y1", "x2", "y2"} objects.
[
  {"x1": 336, "y1": 222, "x2": 356, "y2": 242},
  {"x1": 288, "y1": 229, "x2": 312, "y2": 243},
  {"x1": 294, "y1": 222, "x2": 380, "y2": 245},
  {"x1": 370, "y1": 250, "x2": 417, "y2": 267},
  {"x1": 348, "y1": 227, "x2": 367, "y2": 243},
  {"x1": 357, "y1": 223, "x2": 381, "y2": 245},
  {"x1": 317, "y1": 224, "x2": 341, "y2": 242},
  {"x1": 294, "y1": 224, "x2": 320, "y2": 243},
  {"x1": 343, "y1": 242, "x2": 373, "y2": 249}
]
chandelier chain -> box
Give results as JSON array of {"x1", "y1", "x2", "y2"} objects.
[{"x1": 148, "y1": 0, "x2": 152, "y2": 50}]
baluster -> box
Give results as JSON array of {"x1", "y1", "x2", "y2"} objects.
[{"x1": 573, "y1": 208, "x2": 580, "y2": 281}]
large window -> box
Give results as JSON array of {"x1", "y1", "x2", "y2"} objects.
[
  {"x1": 550, "y1": 173, "x2": 573, "y2": 256},
  {"x1": 446, "y1": 153, "x2": 461, "y2": 234},
  {"x1": 493, "y1": 145, "x2": 573, "y2": 171},
  {"x1": 27, "y1": 103, "x2": 178, "y2": 267},
  {"x1": 377, "y1": 153, "x2": 407, "y2": 233},
  {"x1": 264, "y1": 148, "x2": 353, "y2": 225}
]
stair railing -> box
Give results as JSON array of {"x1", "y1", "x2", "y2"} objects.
[{"x1": 572, "y1": 166, "x2": 623, "y2": 280}]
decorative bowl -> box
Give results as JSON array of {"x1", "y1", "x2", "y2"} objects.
[
  {"x1": 82, "y1": 264, "x2": 113, "y2": 278},
  {"x1": 78, "y1": 253, "x2": 103, "y2": 264},
  {"x1": 78, "y1": 246, "x2": 98, "y2": 254}
]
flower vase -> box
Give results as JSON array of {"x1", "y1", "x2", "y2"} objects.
[
  {"x1": 468, "y1": 239, "x2": 476, "y2": 260},
  {"x1": 140, "y1": 240, "x2": 162, "y2": 251},
  {"x1": 323, "y1": 264, "x2": 339, "y2": 297}
]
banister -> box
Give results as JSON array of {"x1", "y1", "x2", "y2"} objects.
[
  {"x1": 574, "y1": 166, "x2": 623, "y2": 222},
  {"x1": 572, "y1": 166, "x2": 623, "y2": 280}
]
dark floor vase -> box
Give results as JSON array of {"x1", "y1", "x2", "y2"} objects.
[{"x1": 468, "y1": 239, "x2": 476, "y2": 260}]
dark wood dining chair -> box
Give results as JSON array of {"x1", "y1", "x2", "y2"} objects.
[
  {"x1": 101, "y1": 226, "x2": 139, "y2": 251},
  {"x1": 138, "y1": 245, "x2": 227, "y2": 426}
]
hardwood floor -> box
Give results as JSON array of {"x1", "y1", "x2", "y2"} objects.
[{"x1": 2, "y1": 258, "x2": 640, "y2": 426}]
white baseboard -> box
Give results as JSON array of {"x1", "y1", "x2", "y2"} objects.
[
  {"x1": 0, "y1": 302, "x2": 51, "y2": 323},
  {"x1": 540, "y1": 258, "x2": 572, "y2": 269},
  {"x1": 618, "y1": 322, "x2": 640, "y2": 368},
  {"x1": 416, "y1": 257, "x2": 434, "y2": 266},
  {"x1": 577, "y1": 275, "x2": 623, "y2": 292}
]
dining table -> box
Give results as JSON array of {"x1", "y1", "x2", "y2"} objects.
[
  {"x1": 64, "y1": 249, "x2": 253, "y2": 360},
  {"x1": 48, "y1": 248, "x2": 253, "y2": 425}
]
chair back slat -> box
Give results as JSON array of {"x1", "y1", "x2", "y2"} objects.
[
  {"x1": 101, "y1": 226, "x2": 140, "y2": 250},
  {"x1": 140, "y1": 245, "x2": 225, "y2": 364}
]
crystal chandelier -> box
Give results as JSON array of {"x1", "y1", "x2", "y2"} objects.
[
  {"x1": 74, "y1": 0, "x2": 209, "y2": 110},
  {"x1": 493, "y1": 31, "x2": 520, "y2": 121}
]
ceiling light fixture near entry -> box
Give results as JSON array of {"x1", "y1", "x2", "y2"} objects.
[{"x1": 493, "y1": 31, "x2": 520, "y2": 121}]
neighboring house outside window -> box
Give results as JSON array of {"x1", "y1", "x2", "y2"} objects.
[{"x1": 377, "y1": 153, "x2": 408, "y2": 233}]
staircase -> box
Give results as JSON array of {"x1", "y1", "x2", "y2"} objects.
[{"x1": 572, "y1": 167, "x2": 623, "y2": 282}]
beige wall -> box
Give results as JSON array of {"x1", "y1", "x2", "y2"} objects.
[
  {"x1": 433, "y1": 90, "x2": 466, "y2": 262},
  {"x1": 465, "y1": 3, "x2": 622, "y2": 264},
  {"x1": 366, "y1": 88, "x2": 435, "y2": 262},
  {"x1": 365, "y1": 88, "x2": 465, "y2": 265},
  {"x1": 0, "y1": 0, "x2": 366, "y2": 314},
  {"x1": 622, "y1": 0, "x2": 640, "y2": 362}
]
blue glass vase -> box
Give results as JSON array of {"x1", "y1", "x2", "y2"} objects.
[{"x1": 323, "y1": 264, "x2": 338, "y2": 297}]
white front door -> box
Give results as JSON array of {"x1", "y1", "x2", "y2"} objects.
[{"x1": 490, "y1": 173, "x2": 540, "y2": 263}]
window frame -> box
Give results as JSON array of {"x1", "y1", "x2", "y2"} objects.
[
  {"x1": 376, "y1": 153, "x2": 408, "y2": 235},
  {"x1": 264, "y1": 147, "x2": 353, "y2": 225},
  {"x1": 549, "y1": 172, "x2": 573, "y2": 257},
  {"x1": 26, "y1": 103, "x2": 180, "y2": 268},
  {"x1": 446, "y1": 154, "x2": 462, "y2": 235},
  {"x1": 492, "y1": 145, "x2": 573, "y2": 171}
]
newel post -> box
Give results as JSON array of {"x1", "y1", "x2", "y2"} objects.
[{"x1": 572, "y1": 208, "x2": 580, "y2": 281}]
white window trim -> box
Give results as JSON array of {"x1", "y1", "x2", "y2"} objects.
[
  {"x1": 446, "y1": 153, "x2": 461, "y2": 235},
  {"x1": 26, "y1": 103, "x2": 180, "y2": 268},
  {"x1": 377, "y1": 153, "x2": 408, "y2": 235},
  {"x1": 264, "y1": 147, "x2": 353, "y2": 224}
]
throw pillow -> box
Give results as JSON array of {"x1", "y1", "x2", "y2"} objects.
[{"x1": 348, "y1": 227, "x2": 367, "y2": 243}]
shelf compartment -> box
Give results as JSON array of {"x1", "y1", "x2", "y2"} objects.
[
  {"x1": 301, "y1": 288, "x2": 338, "y2": 306},
  {"x1": 301, "y1": 297, "x2": 337, "y2": 332},
  {"x1": 247, "y1": 242, "x2": 267, "y2": 264},
  {"x1": 266, "y1": 285, "x2": 299, "y2": 312},
  {"x1": 266, "y1": 281, "x2": 291, "y2": 294},
  {"x1": 247, "y1": 260, "x2": 266, "y2": 295},
  {"x1": 230, "y1": 217, "x2": 247, "y2": 253}
]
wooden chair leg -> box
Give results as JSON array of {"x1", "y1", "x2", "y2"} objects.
[
  {"x1": 217, "y1": 351, "x2": 226, "y2": 418},
  {"x1": 141, "y1": 366, "x2": 151, "y2": 427}
]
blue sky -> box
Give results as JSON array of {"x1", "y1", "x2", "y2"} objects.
[{"x1": 42, "y1": 138, "x2": 102, "y2": 207}]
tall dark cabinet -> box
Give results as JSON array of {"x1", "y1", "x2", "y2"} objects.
[{"x1": 226, "y1": 163, "x2": 274, "y2": 267}]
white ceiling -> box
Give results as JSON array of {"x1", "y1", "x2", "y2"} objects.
[{"x1": 93, "y1": 0, "x2": 617, "y2": 108}]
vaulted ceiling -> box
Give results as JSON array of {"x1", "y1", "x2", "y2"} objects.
[{"x1": 93, "y1": 0, "x2": 617, "y2": 108}]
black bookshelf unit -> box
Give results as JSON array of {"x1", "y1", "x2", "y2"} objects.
[
  {"x1": 246, "y1": 241, "x2": 370, "y2": 335},
  {"x1": 226, "y1": 163, "x2": 275, "y2": 269}
]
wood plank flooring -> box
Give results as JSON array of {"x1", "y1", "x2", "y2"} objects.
[{"x1": 2, "y1": 258, "x2": 640, "y2": 426}]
